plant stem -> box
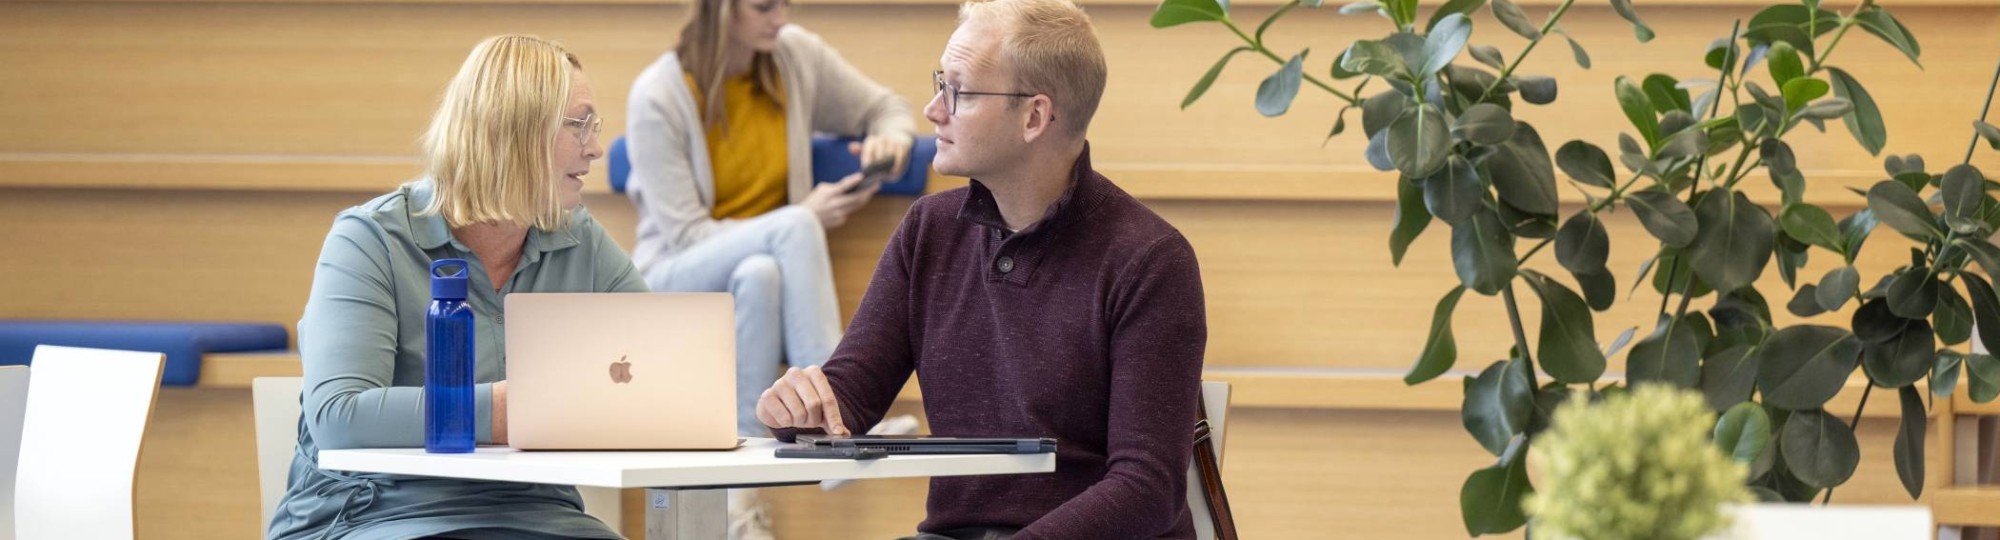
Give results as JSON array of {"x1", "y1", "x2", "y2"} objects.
[
  {"x1": 1822, "y1": 383, "x2": 1874, "y2": 505},
  {"x1": 1657, "y1": 262, "x2": 1678, "y2": 319},
  {"x1": 1695, "y1": 21, "x2": 1744, "y2": 185},
  {"x1": 1222, "y1": 21, "x2": 1357, "y2": 104},
  {"x1": 1502, "y1": 282, "x2": 1538, "y2": 380},
  {"x1": 1475, "y1": 0, "x2": 1581, "y2": 105},
  {"x1": 1806, "y1": 0, "x2": 1875, "y2": 75},
  {"x1": 1964, "y1": 40, "x2": 2000, "y2": 165}
]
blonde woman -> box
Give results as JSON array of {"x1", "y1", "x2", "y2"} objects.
[
  {"x1": 626, "y1": 0, "x2": 913, "y2": 489},
  {"x1": 267, "y1": 35, "x2": 639, "y2": 540}
]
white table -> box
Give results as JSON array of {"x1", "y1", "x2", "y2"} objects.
[{"x1": 319, "y1": 438, "x2": 1056, "y2": 539}]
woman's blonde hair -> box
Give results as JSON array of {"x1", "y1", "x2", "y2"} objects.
[
  {"x1": 677, "y1": 0, "x2": 785, "y2": 131},
  {"x1": 959, "y1": 0, "x2": 1105, "y2": 139},
  {"x1": 421, "y1": 34, "x2": 583, "y2": 231}
]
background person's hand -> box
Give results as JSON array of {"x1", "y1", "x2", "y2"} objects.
[
  {"x1": 798, "y1": 174, "x2": 877, "y2": 229},
  {"x1": 756, "y1": 365, "x2": 851, "y2": 436},
  {"x1": 851, "y1": 134, "x2": 912, "y2": 182}
]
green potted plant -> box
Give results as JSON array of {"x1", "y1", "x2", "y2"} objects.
[{"x1": 1151, "y1": 0, "x2": 2000, "y2": 535}]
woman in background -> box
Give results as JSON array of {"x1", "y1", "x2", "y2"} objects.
[
  {"x1": 269, "y1": 34, "x2": 640, "y2": 540},
  {"x1": 625, "y1": 0, "x2": 916, "y2": 536}
]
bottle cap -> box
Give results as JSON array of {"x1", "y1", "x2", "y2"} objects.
[{"x1": 430, "y1": 258, "x2": 470, "y2": 300}]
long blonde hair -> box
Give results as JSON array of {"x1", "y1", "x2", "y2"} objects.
[
  {"x1": 420, "y1": 34, "x2": 583, "y2": 230},
  {"x1": 677, "y1": 0, "x2": 785, "y2": 131}
]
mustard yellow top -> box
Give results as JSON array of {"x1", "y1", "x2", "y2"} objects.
[{"x1": 686, "y1": 72, "x2": 789, "y2": 220}]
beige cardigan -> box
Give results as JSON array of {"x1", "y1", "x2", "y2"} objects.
[{"x1": 624, "y1": 25, "x2": 916, "y2": 274}]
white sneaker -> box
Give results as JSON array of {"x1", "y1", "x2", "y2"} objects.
[
  {"x1": 820, "y1": 414, "x2": 921, "y2": 491},
  {"x1": 727, "y1": 488, "x2": 776, "y2": 540}
]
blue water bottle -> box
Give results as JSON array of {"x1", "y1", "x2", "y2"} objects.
[{"x1": 425, "y1": 258, "x2": 476, "y2": 453}]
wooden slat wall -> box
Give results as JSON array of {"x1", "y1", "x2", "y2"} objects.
[{"x1": 5, "y1": 1, "x2": 2000, "y2": 539}]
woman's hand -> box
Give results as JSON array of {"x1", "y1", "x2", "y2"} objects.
[
  {"x1": 799, "y1": 174, "x2": 878, "y2": 229},
  {"x1": 852, "y1": 134, "x2": 913, "y2": 182}
]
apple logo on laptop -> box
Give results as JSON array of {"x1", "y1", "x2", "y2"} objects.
[{"x1": 609, "y1": 355, "x2": 633, "y2": 384}]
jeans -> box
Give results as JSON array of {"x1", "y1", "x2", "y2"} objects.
[{"x1": 642, "y1": 205, "x2": 843, "y2": 436}]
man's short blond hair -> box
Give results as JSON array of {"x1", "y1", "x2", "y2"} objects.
[
  {"x1": 421, "y1": 34, "x2": 583, "y2": 230},
  {"x1": 959, "y1": 0, "x2": 1106, "y2": 139}
]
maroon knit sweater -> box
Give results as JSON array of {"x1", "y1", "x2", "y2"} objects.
[{"x1": 775, "y1": 145, "x2": 1208, "y2": 539}]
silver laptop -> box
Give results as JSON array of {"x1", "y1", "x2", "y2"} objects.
[{"x1": 503, "y1": 292, "x2": 738, "y2": 450}]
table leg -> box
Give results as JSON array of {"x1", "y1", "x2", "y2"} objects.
[{"x1": 642, "y1": 488, "x2": 727, "y2": 540}]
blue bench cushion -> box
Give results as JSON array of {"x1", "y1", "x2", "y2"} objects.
[
  {"x1": 0, "y1": 321, "x2": 289, "y2": 386},
  {"x1": 606, "y1": 134, "x2": 936, "y2": 196}
]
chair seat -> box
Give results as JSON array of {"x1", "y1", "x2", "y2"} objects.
[{"x1": 0, "y1": 321, "x2": 288, "y2": 386}]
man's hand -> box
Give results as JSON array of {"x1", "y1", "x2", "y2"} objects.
[{"x1": 756, "y1": 365, "x2": 851, "y2": 436}]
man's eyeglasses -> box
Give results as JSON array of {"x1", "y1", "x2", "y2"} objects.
[
  {"x1": 562, "y1": 112, "x2": 602, "y2": 146},
  {"x1": 932, "y1": 70, "x2": 1038, "y2": 117}
]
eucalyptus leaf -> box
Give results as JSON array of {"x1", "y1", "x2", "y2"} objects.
[
  {"x1": 1937, "y1": 284, "x2": 1974, "y2": 346},
  {"x1": 1628, "y1": 320, "x2": 1701, "y2": 388},
  {"x1": 1943, "y1": 164, "x2": 1986, "y2": 222},
  {"x1": 1789, "y1": 284, "x2": 1828, "y2": 318},
  {"x1": 1627, "y1": 190, "x2": 1698, "y2": 248},
  {"x1": 1555, "y1": 140, "x2": 1614, "y2": 188},
  {"x1": 1853, "y1": 297, "x2": 1911, "y2": 345},
  {"x1": 1780, "y1": 204, "x2": 1843, "y2": 254},
  {"x1": 1886, "y1": 266, "x2": 1939, "y2": 319},
  {"x1": 1861, "y1": 319, "x2": 1934, "y2": 388},
  {"x1": 1462, "y1": 359, "x2": 1533, "y2": 455},
  {"x1": 1526, "y1": 272, "x2": 1608, "y2": 384},
  {"x1": 1452, "y1": 206, "x2": 1518, "y2": 295},
  {"x1": 1255, "y1": 50, "x2": 1308, "y2": 117},
  {"x1": 1459, "y1": 436, "x2": 1531, "y2": 535},
  {"x1": 1367, "y1": 128, "x2": 1395, "y2": 171},
  {"x1": 1969, "y1": 353, "x2": 2000, "y2": 404},
  {"x1": 1574, "y1": 268, "x2": 1615, "y2": 313},
  {"x1": 1935, "y1": 350, "x2": 1964, "y2": 399},
  {"x1": 1389, "y1": 103, "x2": 1452, "y2": 177},
  {"x1": 1756, "y1": 325, "x2": 1862, "y2": 410},
  {"x1": 1854, "y1": 6, "x2": 1923, "y2": 69},
  {"x1": 1816, "y1": 266, "x2": 1859, "y2": 312},
  {"x1": 1716, "y1": 400, "x2": 1773, "y2": 466},
  {"x1": 1422, "y1": 14, "x2": 1473, "y2": 77},
  {"x1": 1838, "y1": 209, "x2": 1879, "y2": 261},
  {"x1": 1608, "y1": 0, "x2": 1653, "y2": 42},
  {"x1": 1488, "y1": 0, "x2": 1541, "y2": 40},
  {"x1": 1867, "y1": 180, "x2": 1942, "y2": 242},
  {"x1": 1183, "y1": 47, "x2": 1253, "y2": 109},
  {"x1": 1703, "y1": 345, "x2": 1762, "y2": 412},
  {"x1": 1780, "y1": 408, "x2": 1861, "y2": 488},
  {"x1": 1958, "y1": 274, "x2": 2000, "y2": 363},
  {"x1": 1343, "y1": 40, "x2": 1408, "y2": 79},
  {"x1": 1389, "y1": 175, "x2": 1430, "y2": 266},
  {"x1": 1514, "y1": 76, "x2": 1557, "y2": 105},
  {"x1": 1562, "y1": 32, "x2": 1591, "y2": 69},
  {"x1": 1766, "y1": 41, "x2": 1804, "y2": 86},
  {"x1": 1556, "y1": 211, "x2": 1609, "y2": 275},
  {"x1": 1895, "y1": 385, "x2": 1927, "y2": 498},
  {"x1": 1689, "y1": 189, "x2": 1776, "y2": 294},
  {"x1": 1643, "y1": 74, "x2": 1692, "y2": 114},
  {"x1": 1338, "y1": 0, "x2": 1382, "y2": 15},
  {"x1": 1469, "y1": 45, "x2": 1506, "y2": 71},
  {"x1": 1425, "y1": 0, "x2": 1487, "y2": 33},
  {"x1": 1150, "y1": 0, "x2": 1229, "y2": 28},
  {"x1": 1424, "y1": 155, "x2": 1484, "y2": 226},
  {"x1": 1453, "y1": 103, "x2": 1516, "y2": 145},
  {"x1": 1616, "y1": 76, "x2": 1661, "y2": 146},
  {"x1": 1781, "y1": 78, "x2": 1830, "y2": 115},
  {"x1": 1406, "y1": 286, "x2": 1468, "y2": 384},
  {"x1": 1975, "y1": 121, "x2": 2000, "y2": 150},
  {"x1": 1362, "y1": 91, "x2": 1409, "y2": 137},
  {"x1": 1486, "y1": 122, "x2": 1559, "y2": 215},
  {"x1": 1764, "y1": 142, "x2": 1807, "y2": 207}
]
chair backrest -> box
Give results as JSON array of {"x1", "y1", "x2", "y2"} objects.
[
  {"x1": 14, "y1": 345, "x2": 164, "y2": 540},
  {"x1": 251, "y1": 376, "x2": 304, "y2": 530},
  {"x1": 0, "y1": 366, "x2": 29, "y2": 540},
  {"x1": 1188, "y1": 380, "x2": 1231, "y2": 540}
]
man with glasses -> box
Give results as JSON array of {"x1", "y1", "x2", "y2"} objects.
[{"x1": 756, "y1": 0, "x2": 1208, "y2": 538}]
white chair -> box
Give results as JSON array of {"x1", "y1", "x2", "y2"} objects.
[
  {"x1": 250, "y1": 377, "x2": 623, "y2": 532},
  {"x1": 14, "y1": 345, "x2": 164, "y2": 540},
  {"x1": 1188, "y1": 380, "x2": 1233, "y2": 540},
  {"x1": 251, "y1": 376, "x2": 304, "y2": 530},
  {"x1": 0, "y1": 365, "x2": 31, "y2": 540}
]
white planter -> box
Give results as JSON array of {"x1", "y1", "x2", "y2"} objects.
[{"x1": 1702, "y1": 503, "x2": 1932, "y2": 540}]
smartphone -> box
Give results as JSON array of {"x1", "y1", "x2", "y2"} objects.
[{"x1": 848, "y1": 157, "x2": 898, "y2": 194}]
